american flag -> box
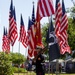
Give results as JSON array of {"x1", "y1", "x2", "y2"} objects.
[
  {"x1": 59, "y1": 0, "x2": 71, "y2": 54},
  {"x1": 36, "y1": 0, "x2": 54, "y2": 21},
  {"x1": 27, "y1": 3, "x2": 36, "y2": 58},
  {"x1": 8, "y1": 0, "x2": 18, "y2": 46},
  {"x1": 19, "y1": 14, "x2": 27, "y2": 48},
  {"x1": 2, "y1": 27, "x2": 10, "y2": 53},
  {"x1": 13, "y1": 6, "x2": 18, "y2": 43},
  {"x1": 55, "y1": 0, "x2": 62, "y2": 37},
  {"x1": 27, "y1": 18, "x2": 35, "y2": 58}
]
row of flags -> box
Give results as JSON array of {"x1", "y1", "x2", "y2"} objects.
[{"x1": 2, "y1": 0, "x2": 71, "y2": 61}]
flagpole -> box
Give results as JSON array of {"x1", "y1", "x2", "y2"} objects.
[
  {"x1": 24, "y1": 48, "x2": 26, "y2": 75},
  {"x1": 56, "y1": 59, "x2": 59, "y2": 75},
  {"x1": 24, "y1": 48, "x2": 28, "y2": 75},
  {"x1": 48, "y1": 16, "x2": 55, "y2": 75},
  {"x1": 12, "y1": 46, "x2": 13, "y2": 53},
  {"x1": 48, "y1": 16, "x2": 59, "y2": 75},
  {"x1": 48, "y1": 16, "x2": 51, "y2": 75},
  {"x1": 49, "y1": 16, "x2": 59, "y2": 75},
  {"x1": 18, "y1": 42, "x2": 20, "y2": 75}
]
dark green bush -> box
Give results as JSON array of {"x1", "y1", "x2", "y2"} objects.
[{"x1": 0, "y1": 52, "x2": 13, "y2": 75}]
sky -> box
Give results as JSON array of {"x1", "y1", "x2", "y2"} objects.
[{"x1": 0, "y1": 0, "x2": 74, "y2": 57}]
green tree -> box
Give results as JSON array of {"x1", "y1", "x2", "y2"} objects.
[
  {"x1": 10, "y1": 53, "x2": 26, "y2": 66},
  {"x1": 41, "y1": 23, "x2": 50, "y2": 60},
  {"x1": 41, "y1": 23, "x2": 49, "y2": 47},
  {"x1": 0, "y1": 52, "x2": 13, "y2": 75},
  {"x1": 68, "y1": 18, "x2": 75, "y2": 51}
]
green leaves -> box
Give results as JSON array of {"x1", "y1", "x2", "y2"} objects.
[
  {"x1": 10, "y1": 53, "x2": 26, "y2": 65},
  {"x1": 68, "y1": 18, "x2": 75, "y2": 51},
  {"x1": 0, "y1": 52, "x2": 13, "y2": 75}
]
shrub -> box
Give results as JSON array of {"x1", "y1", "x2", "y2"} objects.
[
  {"x1": 12, "y1": 67, "x2": 27, "y2": 73},
  {"x1": 0, "y1": 52, "x2": 13, "y2": 75}
]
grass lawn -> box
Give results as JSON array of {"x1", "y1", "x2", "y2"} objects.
[{"x1": 14, "y1": 72, "x2": 75, "y2": 75}]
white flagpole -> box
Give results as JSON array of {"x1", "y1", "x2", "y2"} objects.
[
  {"x1": 18, "y1": 42, "x2": 20, "y2": 75},
  {"x1": 24, "y1": 48, "x2": 28, "y2": 75},
  {"x1": 12, "y1": 46, "x2": 13, "y2": 53}
]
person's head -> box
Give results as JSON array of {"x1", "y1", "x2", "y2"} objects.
[{"x1": 36, "y1": 46, "x2": 42, "y2": 53}]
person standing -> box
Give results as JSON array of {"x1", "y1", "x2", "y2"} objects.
[{"x1": 33, "y1": 47, "x2": 45, "y2": 75}]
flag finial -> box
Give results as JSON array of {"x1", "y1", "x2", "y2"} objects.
[{"x1": 32, "y1": 1, "x2": 34, "y2": 5}]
